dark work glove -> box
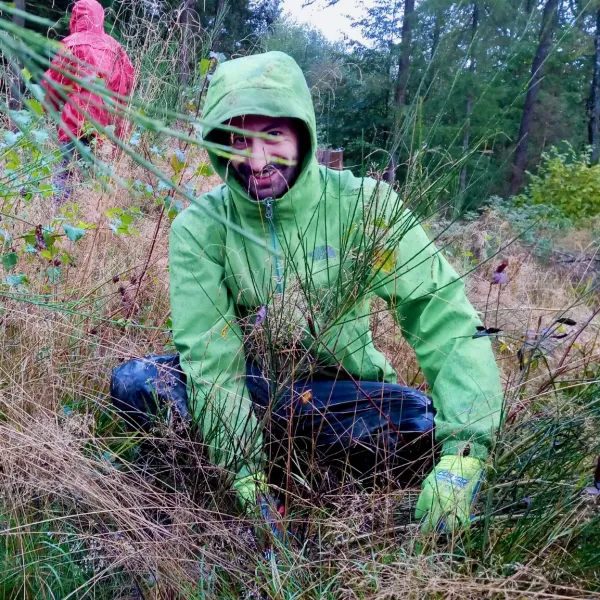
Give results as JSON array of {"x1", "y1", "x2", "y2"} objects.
[{"x1": 256, "y1": 494, "x2": 286, "y2": 558}]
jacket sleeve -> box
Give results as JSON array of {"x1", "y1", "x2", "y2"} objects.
[
  {"x1": 169, "y1": 205, "x2": 264, "y2": 492},
  {"x1": 41, "y1": 45, "x2": 74, "y2": 112},
  {"x1": 110, "y1": 47, "x2": 135, "y2": 140},
  {"x1": 373, "y1": 201, "x2": 503, "y2": 461}
]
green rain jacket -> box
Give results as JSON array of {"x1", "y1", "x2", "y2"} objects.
[{"x1": 169, "y1": 51, "x2": 503, "y2": 500}]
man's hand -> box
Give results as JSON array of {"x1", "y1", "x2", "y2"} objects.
[
  {"x1": 415, "y1": 455, "x2": 484, "y2": 533},
  {"x1": 234, "y1": 475, "x2": 287, "y2": 555}
]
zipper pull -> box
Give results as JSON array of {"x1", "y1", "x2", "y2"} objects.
[{"x1": 265, "y1": 198, "x2": 273, "y2": 220}]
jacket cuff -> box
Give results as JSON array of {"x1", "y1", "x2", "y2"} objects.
[
  {"x1": 234, "y1": 472, "x2": 268, "y2": 508},
  {"x1": 441, "y1": 440, "x2": 488, "y2": 461}
]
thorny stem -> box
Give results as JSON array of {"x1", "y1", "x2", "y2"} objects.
[
  {"x1": 484, "y1": 282, "x2": 493, "y2": 321},
  {"x1": 126, "y1": 204, "x2": 166, "y2": 319}
]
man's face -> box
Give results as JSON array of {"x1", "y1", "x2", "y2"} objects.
[{"x1": 226, "y1": 115, "x2": 303, "y2": 201}]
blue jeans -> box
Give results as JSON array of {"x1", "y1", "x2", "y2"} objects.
[
  {"x1": 60, "y1": 136, "x2": 92, "y2": 162},
  {"x1": 110, "y1": 355, "x2": 436, "y2": 485}
]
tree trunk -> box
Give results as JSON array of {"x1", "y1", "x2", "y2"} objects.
[
  {"x1": 7, "y1": 0, "x2": 25, "y2": 112},
  {"x1": 509, "y1": 0, "x2": 560, "y2": 195},
  {"x1": 394, "y1": 0, "x2": 415, "y2": 108},
  {"x1": 460, "y1": 2, "x2": 479, "y2": 194},
  {"x1": 178, "y1": 0, "x2": 199, "y2": 87},
  {"x1": 589, "y1": 9, "x2": 600, "y2": 164},
  {"x1": 430, "y1": 11, "x2": 442, "y2": 62},
  {"x1": 423, "y1": 10, "x2": 443, "y2": 100}
]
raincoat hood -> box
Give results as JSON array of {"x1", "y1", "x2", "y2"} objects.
[
  {"x1": 70, "y1": 0, "x2": 105, "y2": 35},
  {"x1": 202, "y1": 51, "x2": 319, "y2": 216}
]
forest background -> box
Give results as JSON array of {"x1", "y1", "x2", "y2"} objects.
[{"x1": 11, "y1": 0, "x2": 600, "y2": 209}]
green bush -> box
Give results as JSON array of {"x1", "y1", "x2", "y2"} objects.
[{"x1": 517, "y1": 145, "x2": 600, "y2": 220}]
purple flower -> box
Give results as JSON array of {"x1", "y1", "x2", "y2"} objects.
[
  {"x1": 492, "y1": 260, "x2": 509, "y2": 285},
  {"x1": 493, "y1": 271, "x2": 509, "y2": 285},
  {"x1": 255, "y1": 304, "x2": 267, "y2": 327}
]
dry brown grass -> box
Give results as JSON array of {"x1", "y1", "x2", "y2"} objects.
[
  {"x1": 1, "y1": 140, "x2": 221, "y2": 400},
  {"x1": 370, "y1": 210, "x2": 600, "y2": 412}
]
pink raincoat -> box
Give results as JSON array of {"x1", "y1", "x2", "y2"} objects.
[{"x1": 42, "y1": 0, "x2": 134, "y2": 143}]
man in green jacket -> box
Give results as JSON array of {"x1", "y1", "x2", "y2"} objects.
[{"x1": 112, "y1": 51, "x2": 503, "y2": 533}]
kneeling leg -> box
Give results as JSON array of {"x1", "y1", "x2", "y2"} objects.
[{"x1": 110, "y1": 354, "x2": 189, "y2": 430}]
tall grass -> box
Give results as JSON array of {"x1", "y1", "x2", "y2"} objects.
[{"x1": 0, "y1": 3, "x2": 598, "y2": 598}]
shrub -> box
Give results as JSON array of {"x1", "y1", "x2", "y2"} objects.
[{"x1": 517, "y1": 145, "x2": 600, "y2": 220}]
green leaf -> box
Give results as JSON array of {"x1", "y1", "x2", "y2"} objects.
[
  {"x1": 199, "y1": 58, "x2": 211, "y2": 76},
  {"x1": 76, "y1": 220, "x2": 95, "y2": 230},
  {"x1": 6, "y1": 151, "x2": 20, "y2": 170},
  {"x1": 373, "y1": 248, "x2": 396, "y2": 274},
  {"x1": 46, "y1": 267, "x2": 62, "y2": 284},
  {"x1": 161, "y1": 196, "x2": 184, "y2": 221},
  {"x1": 39, "y1": 183, "x2": 54, "y2": 198},
  {"x1": 63, "y1": 224, "x2": 86, "y2": 243},
  {"x1": 170, "y1": 150, "x2": 186, "y2": 176},
  {"x1": 26, "y1": 98, "x2": 43, "y2": 116},
  {"x1": 105, "y1": 207, "x2": 123, "y2": 218},
  {"x1": 3, "y1": 273, "x2": 28, "y2": 287},
  {"x1": 40, "y1": 248, "x2": 58, "y2": 260},
  {"x1": 195, "y1": 162, "x2": 215, "y2": 177},
  {"x1": 2, "y1": 252, "x2": 18, "y2": 271}
]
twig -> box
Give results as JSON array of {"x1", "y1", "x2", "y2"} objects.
[
  {"x1": 126, "y1": 48, "x2": 215, "y2": 319},
  {"x1": 328, "y1": 523, "x2": 418, "y2": 549},
  {"x1": 126, "y1": 203, "x2": 166, "y2": 319}
]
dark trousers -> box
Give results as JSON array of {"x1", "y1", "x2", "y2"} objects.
[
  {"x1": 110, "y1": 355, "x2": 436, "y2": 487},
  {"x1": 54, "y1": 137, "x2": 93, "y2": 206}
]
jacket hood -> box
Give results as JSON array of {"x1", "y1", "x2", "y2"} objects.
[
  {"x1": 202, "y1": 51, "x2": 319, "y2": 215},
  {"x1": 70, "y1": 0, "x2": 105, "y2": 35}
]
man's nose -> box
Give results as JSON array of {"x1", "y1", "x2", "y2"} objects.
[{"x1": 247, "y1": 140, "x2": 270, "y2": 172}]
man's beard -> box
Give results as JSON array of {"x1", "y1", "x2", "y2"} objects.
[{"x1": 234, "y1": 162, "x2": 301, "y2": 200}]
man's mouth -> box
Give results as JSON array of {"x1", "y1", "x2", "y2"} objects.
[{"x1": 251, "y1": 169, "x2": 279, "y2": 187}]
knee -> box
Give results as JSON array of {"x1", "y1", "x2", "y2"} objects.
[
  {"x1": 110, "y1": 358, "x2": 149, "y2": 404},
  {"x1": 110, "y1": 358, "x2": 159, "y2": 428},
  {"x1": 405, "y1": 389, "x2": 435, "y2": 435},
  {"x1": 110, "y1": 355, "x2": 187, "y2": 428}
]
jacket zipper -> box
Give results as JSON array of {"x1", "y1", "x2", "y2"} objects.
[{"x1": 264, "y1": 198, "x2": 283, "y2": 293}]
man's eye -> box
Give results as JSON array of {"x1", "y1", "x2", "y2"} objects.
[
  {"x1": 268, "y1": 130, "x2": 283, "y2": 137},
  {"x1": 232, "y1": 136, "x2": 246, "y2": 146}
]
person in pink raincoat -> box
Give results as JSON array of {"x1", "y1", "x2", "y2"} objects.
[{"x1": 42, "y1": 0, "x2": 134, "y2": 202}]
